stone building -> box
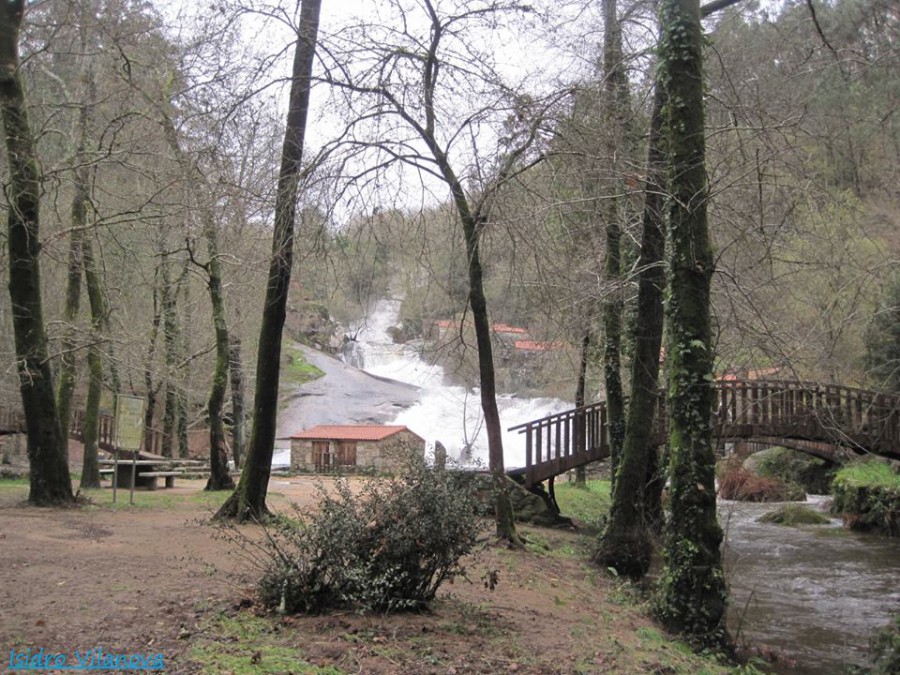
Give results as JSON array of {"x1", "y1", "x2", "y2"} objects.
[{"x1": 290, "y1": 424, "x2": 425, "y2": 473}]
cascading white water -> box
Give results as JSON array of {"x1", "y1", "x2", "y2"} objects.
[{"x1": 344, "y1": 298, "x2": 572, "y2": 467}]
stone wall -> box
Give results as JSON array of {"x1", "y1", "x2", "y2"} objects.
[{"x1": 291, "y1": 430, "x2": 425, "y2": 473}]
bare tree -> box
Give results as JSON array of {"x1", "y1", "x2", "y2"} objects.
[{"x1": 217, "y1": 0, "x2": 322, "y2": 521}]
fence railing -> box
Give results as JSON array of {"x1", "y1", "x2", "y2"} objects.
[{"x1": 509, "y1": 380, "x2": 900, "y2": 487}]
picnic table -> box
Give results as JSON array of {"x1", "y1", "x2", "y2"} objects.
[{"x1": 98, "y1": 454, "x2": 187, "y2": 490}]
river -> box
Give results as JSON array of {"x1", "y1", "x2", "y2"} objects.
[{"x1": 723, "y1": 497, "x2": 899, "y2": 673}]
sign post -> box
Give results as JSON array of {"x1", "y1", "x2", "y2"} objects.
[{"x1": 113, "y1": 394, "x2": 145, "y2": 505}]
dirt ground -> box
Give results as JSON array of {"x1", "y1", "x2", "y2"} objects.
[{"x1": 0, "y1": 447, "x2": 737, "y2": 674}]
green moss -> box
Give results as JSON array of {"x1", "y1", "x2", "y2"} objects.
[
  {"x1": 190, "y1": 613, "x2": 342, "y2": 674},
  {"x1": 757, "y1": 504, "x2": 831, "y2": 526},
  {"x1": 555, "y1": 479, "x2": 611, "y2": 526},
  {"x1": 281, "y1": 340, "x2": 325, "y2": 389},
  {"x1": 831, "y1": 460, "x2": 900, "y2": 536}
]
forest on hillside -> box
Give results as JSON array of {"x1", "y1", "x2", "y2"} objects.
[{"x1": 0, "y1": 0, "x2": 897, "y2": 450}]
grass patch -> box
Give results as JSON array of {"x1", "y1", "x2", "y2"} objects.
[
  {"x1": 281, "y1": 340, "x2": 325, "y2": 389},
  {"x1": 831, "y1": 459, "x2": 900, "y2": 535},
  {"x1": 191, "y1": 612, "x2": 341, "y2": 674},
  {"x1": 833, "y1": 460, "x2": 900, "y2": 490},
  {"x1": 757, "y1": 503, "x2": 830, "y2": 526},
  {"x1": 76, "y1": 486, "x2": 230, "y2": 511},
  {"x1": 555, "y1": 479, "x2": 611, "y2": 526}
]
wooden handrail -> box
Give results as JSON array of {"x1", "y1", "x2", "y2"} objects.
[{"x1": 509, "y1": 379, "x2": 900, "y2": 487}]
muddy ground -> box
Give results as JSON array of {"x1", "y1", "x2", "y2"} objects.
[{"x1": 0, "y1": 450, "x2": 739, "y2": 674}]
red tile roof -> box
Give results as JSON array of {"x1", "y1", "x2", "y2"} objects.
[
  {"x1": 492, "y1": 324, "x2": 527, "y2": 334},
  {"x1": 514, "y1": 340, "x2": 566, "y2": 352},
  {"x1": 290, "y1": 424, "x2": 418, "y2": 442},
  {"x1": 434, "y1": 319, "x2": 454, "y2": 329}
]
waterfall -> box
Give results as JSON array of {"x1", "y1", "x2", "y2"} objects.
[{"x1": 343, "y1": 298, "x2": 572, "y2": 468}]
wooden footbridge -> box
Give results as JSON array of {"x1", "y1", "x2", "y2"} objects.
[
  {"x1": 507, "y1": 379, "x2": 900, "y2": 488},
  {"x1": 0, "y1": 407, "x2": 170, "y2": 455}
]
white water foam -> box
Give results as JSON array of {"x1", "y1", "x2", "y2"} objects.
[{"x1": 345, "y1": 298, "x2": 571, "y2": 468}]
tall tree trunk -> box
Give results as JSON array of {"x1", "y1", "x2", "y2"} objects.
[
  {"x1": 0, "y1": 0, "x2": 73, "y2": 505},
  {"x1": 596, "y1": 84, "x2": 667, "y2": 578},
  {"x1": 160, "y1": 252, "x2": 177, "y2": 458},
  {"x1": 216, "y1": 0, "x2": 322, "y2": 521},
  {"x1": 600, "y1": 0, "x2": 629, "y2": 494},
  {"x1": 654, "y1": 0, "x2": 728, "y2": 649},
  {"x1": 56, "y1": 209, "x2": 83, "y2": 440},
  {"x1": 461, "y1": 207, "x2": 520, "y2": 543},
  {"x1": 143, "y1": 271, "x2": 162, "y2": 455},
  {"x1": 152, "y1": 103, "x2": 235, "y2": 488},
  {"x1": 228, "y1": 336, "x2": 245, "y2": 469},
  {"x1": 204, "y1": 217, "x2": 235, "y2": 490},
  {"x1": 81, "y1": 233, "x2": 105, "y2": 488}
]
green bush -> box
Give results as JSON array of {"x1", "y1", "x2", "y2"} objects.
[
  {"x1": 257, "y1": 457, "x2": 480, "y2": 614},
  {"x1": 868, "y1": 614, "x2": 900, "y2": 674}
]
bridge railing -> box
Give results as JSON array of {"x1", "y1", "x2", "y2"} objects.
[
  {"x1": 510, "y1": 379, "x2": 900, "y2": 487},
  {"x1": 714, "y1": 379, "x2": 900, "y2": 451}
]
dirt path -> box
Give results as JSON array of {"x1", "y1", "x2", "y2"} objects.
[{"x1": 0, "y1": 478, "x2": 736, "y2": 674}]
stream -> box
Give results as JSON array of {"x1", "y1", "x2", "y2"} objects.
[
  {"x1": 722, "y1": 497, "x2": 899, "y2": 673},
  {"x1": 289, "y1": 297, "x2": 898, "y2": 672}
]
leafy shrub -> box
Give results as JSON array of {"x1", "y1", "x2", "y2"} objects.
[
  {"x1": 257, "y1": 456, "x2": 480, "y2": 614},
  {"x1": 868, "y1": 614, "x2": 900, "y2": 675},
  {"x1": 717, "y1": 456, "x2": 805, "y2": 502}
]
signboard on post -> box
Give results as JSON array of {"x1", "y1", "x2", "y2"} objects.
[{"x1": 113, "y1": 394, "x2": 146, "y2": 505}]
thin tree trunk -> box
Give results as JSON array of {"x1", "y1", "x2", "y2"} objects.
[
  {"x1": 216, "y1": 0, "x2": 322, "y2": 521},
  {"x1": 574, "y1": 332, "x2": 590, "y2": 488},
  {"x1": 56, "y1": 213, "x2": 83, "y2": 440},
  {"x1": 654, "y1": 0, "x2": 728, "y2": 649},
  {"x1": 143, "y1": 271, "x2": 162, "y2": 455},
  {"x1": 204, "y1": 215, "x2": 235, "y2": 490},
  {"x1": 596, "y1": 83, "x2": 667, "y2": 578},
  {"x1": 0, "y1": 0, "x2": 73, "y2": 505},
  {"x1": 81, "y1": 233, "x2": 105, "y2": 488},
  {"x1": 160, "y1": 250, "x2": 178, "y2": 458},
  {"x1": 228, "y1": 336, "x2": 245, "y2": 469}
]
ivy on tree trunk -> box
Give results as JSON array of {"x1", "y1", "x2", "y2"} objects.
[{"x1": 654, "y1": 0, "x2": 728, "y2": 649}]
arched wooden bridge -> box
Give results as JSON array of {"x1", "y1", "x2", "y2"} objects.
[{"x1": 508, "y1": 379, "x2": 900, "y2": 488}]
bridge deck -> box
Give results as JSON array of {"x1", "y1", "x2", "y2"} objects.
[{"x1": 507, "y1": 379, "x2": 900, "y2": 487}]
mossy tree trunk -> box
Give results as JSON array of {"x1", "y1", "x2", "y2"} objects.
[
  {"x1": 596, "y1": 83, "x2": 667, "y2": 578},
  {"x1": 202, "y1": 221, "x2": 235, "y2": 490},
  {"x1": 654, "y1": 0, "x2": 728, "y2": 649},
  {"x1": 228, "y1": 336, "x2": 245, "y2": 469},
  {"x1": 0, "y1": 0, "x2": 73, "y2": 505},
  {"x1": 81, "y1": 233, "x2": 105, "y2": 489},
  {"x1": 152, "y1": 105, "x2": 234, "y2": 490},
  {"x1": 216, "y1": 0, "x2": 321, "y2": 521}
]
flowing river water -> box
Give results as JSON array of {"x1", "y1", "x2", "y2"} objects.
[{"x1": 323, "y1": 298, "x2": 899, "y2": 673}]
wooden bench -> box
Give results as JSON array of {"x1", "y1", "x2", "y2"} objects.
[
  {"x1": 99, "y1": 468, "x2": 115, "y2": 479},
  {"x1": 140, "y1": 471, "x2": 181, "y2": 490}
]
